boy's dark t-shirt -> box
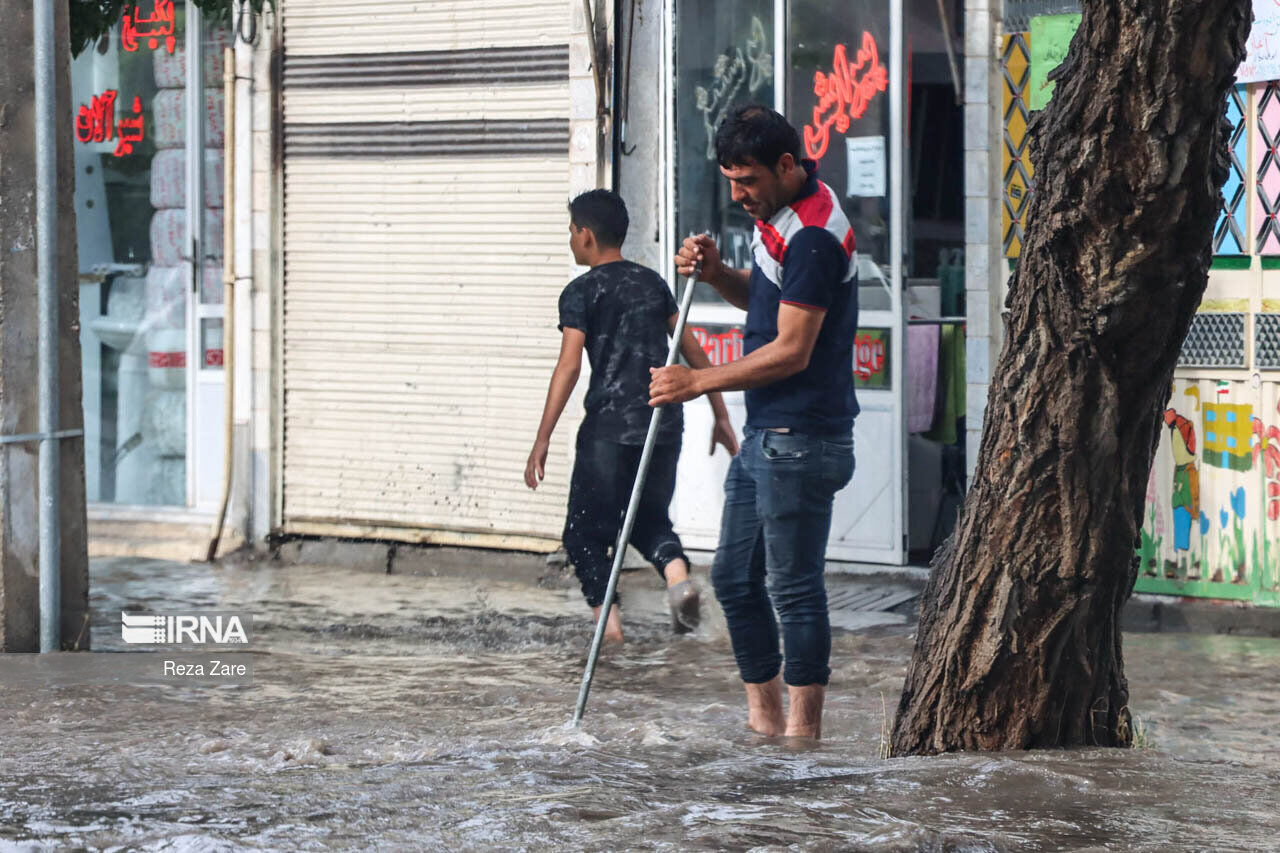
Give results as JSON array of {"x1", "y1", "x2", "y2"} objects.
[{"x1": 558, "y1": 260, "x2": 683, "y2": 446}]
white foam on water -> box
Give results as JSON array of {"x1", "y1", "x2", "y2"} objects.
[
  {"x1": 265, "y1": 736, "x2": 333, "y2": 768},
  {"x1": 535, "y1": 721, "x2": 601, "y2": 748}
]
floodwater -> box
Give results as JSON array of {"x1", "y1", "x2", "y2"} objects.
[{"x1": 0, "y1": 555, "x2": 1277, "y2": 852}]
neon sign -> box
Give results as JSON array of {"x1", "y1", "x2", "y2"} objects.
[
  {"x1": 122, "y1": 0, "x2": 177, "y2": 54},
  {"x1": 802, "y1": 33, "x2": 889, "y2": 160},
  {"x1": 75, "y1": 90, "x2": 117, "y2": 145},
  {"x1": 75, "y1": 90, "x2": 146, "y2": 157}
]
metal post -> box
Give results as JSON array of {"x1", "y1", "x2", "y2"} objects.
[
  {"x1": 773, "y1": 0, "x2": 785, "y2": 114},
  {"x1": 572, "y1": 265, "x2": 700, "y2": 726},
  {"x1": 890, "y1": 0, "x2": 907, "y2": 564},
  {"x1": 33, "y1": 0, "x2": 61, "y2": 653},
  {"x1": 185, "y1": 3, "x2": 205, "y2": 505}
]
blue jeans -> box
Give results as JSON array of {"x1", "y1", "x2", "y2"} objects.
[{"x1": 710, "y1": 427, "x2": 855, "y2": 686}]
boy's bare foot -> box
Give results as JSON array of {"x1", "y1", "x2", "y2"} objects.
[
  {"x1": 663, "y1": 558, "x2": 701, "y2": 633},
  {"x1": 664, "y1": 558, "x2": 691, "y2": 587},
  {"x1": 785, "y1": 684, "x2": 825, "y2": 739},
  {"x1": 591, "y1": 603, "x2": 625, "y2": 644},
  {"x1": 744, "y1": 676, "x2": 786, "y2": 736}
]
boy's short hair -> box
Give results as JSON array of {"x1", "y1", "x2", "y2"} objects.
[
  {"x1": 569, "y1": 189, "x2": 629, "y2": 248},
  {"x1": 714, "y1": 104, "x2": 803, "y2": 170}
]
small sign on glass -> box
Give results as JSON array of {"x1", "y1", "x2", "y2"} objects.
[{"x1": 845, "y1": 135, "x2": 886, "y2": 198}]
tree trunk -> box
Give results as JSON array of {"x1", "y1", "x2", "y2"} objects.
[
  {"x1": 0, "y1": 0, "x2": 90, "y2": 651},
  {"x1": 891, "y1": 0, "x2": 1251, "y2": 755}
]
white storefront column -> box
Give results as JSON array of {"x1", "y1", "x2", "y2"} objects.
[{"x1": 964, "y1": 0, "x2": 1005, "y2": 483}]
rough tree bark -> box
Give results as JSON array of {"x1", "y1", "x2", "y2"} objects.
[{"x1": 891, "y1": 0, "x2": 1251, "y2": 754}]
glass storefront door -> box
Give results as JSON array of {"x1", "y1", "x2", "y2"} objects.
[
  {"x1": 669, "y1": 1, "x2": 780, "y2": 548},
  {"x1": 73, "y1": 2, "x2": 228, "y2": 509},
  {"x1": 669, "y1": 0, "x2": 907, "y2": 563},
  {"x1": 788, "y1": 0, "x2": 906, "y2": 563}
]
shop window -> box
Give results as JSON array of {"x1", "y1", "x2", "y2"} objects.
[
  {"x1": 674, "y1": 1, "x2": 776, "y2": 301},
  {"x1": 74, "y1": 3, "x2": 228, "y2": 507},
  {"x1": 787, "y1": 0, "x2": 893, "y2": 283}
]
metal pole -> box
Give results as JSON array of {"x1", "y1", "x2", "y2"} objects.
[
  {"x1": 184, "y1": 3, "x2": 205, "y2": 505},
  {"x1": 572, "y1": 265, "x2": 700, "y2": 726},
  {"x1": 891, "y1": 0, "x2": 907, "y2": 563},
  {"x1": 207, "y1": 47, "x2": 237, "y2": 562},
  {"x1": 33, "y1": 0, "x2": 61, "y2": 653}
]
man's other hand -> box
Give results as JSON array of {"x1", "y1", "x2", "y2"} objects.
[{"x1": 649, "y1": 365, "x2": 702, "y2": 406}]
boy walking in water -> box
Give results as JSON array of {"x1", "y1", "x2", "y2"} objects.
[{"x1": 525, "y1": 190, "x2": 738, "y2": 643}]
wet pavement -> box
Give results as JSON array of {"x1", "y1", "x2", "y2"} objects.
[{"x1": 0, "y1": 554, "x2": 1277, "y2": 851}]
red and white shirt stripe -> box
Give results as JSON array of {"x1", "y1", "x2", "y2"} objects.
[{"x1": 750, "y1": 179, "x2": 857, "y2": 288}]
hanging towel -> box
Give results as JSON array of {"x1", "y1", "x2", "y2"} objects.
[
  {"x1": 907, "y1": 324, "x2": 940, "y2": 433},
  {"x1": 925, "y1": 323, "x2": 967, "y2": 445}
]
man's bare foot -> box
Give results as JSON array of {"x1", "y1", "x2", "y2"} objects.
[
  {"x1": 744, "y1": 676, "x2": 786, "y2": 736},
  {"x1": 664, "y1": 558, "x2": 690, "y2": 587},
  {"x1": 785, "y1": 684, "x2": 825, "y2": 738},
  {"x1": 591, "y1": 603, "x2": 624, "y2": 644}
]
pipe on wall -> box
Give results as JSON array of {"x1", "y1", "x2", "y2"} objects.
[
  {"x1": 33, "y1": 0, "x2": 61, "y2": 652},
  {"x1": 207, "y1": 46, "x2": 237, "y2": 562}
]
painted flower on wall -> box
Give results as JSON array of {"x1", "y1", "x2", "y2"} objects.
[
  {"x1": 1251, "y1": 411, "x2": 1280, "y2": 521},
  {"x1": 1145, "y1": 466, "x2": 1165, "y2": 538},
  {"x1": 1250, "y1": 417, "x2": 1280, "y2": 473},
  {"x1": 1231, "y1": 486, "x2": 1247, "y2": 519}
]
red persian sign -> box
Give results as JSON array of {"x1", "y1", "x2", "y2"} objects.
[
  {"x1": 148, "y1": 351, "x2": 186, "y2": 368},
  {"x1": 854, "y1": 331, "x2": 886, "y2": 381},
  {"x1": 76, "y1": 91, "x2": 146, "y2": 157},
  {"x1": 802, "y1": 33, "x2": 889, "y2": 160},
  {"x1": 75, "y1": 90, "x2": 117, "y2": 145},
  {"x1": 689, "y1": 325, "x2": 745, "y2": 366},
  {"x1": 122, "y1": 0, "x2": 177, "y2": 54}
]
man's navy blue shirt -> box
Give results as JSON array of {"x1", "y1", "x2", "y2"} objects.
[{"x1": 743, "y1": 166, "x2": 859, "y2": 435}]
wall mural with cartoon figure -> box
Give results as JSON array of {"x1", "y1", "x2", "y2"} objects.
[
  {"x1": 1163, "y1": 404, "x2": 1200, "y2": 577},
  {"x1": 1137, "y1": 380, "x2": 1280, "y2": 606}
]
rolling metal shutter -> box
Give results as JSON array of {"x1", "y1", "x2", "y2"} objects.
[{"x1": 280, "y1": 0, "x2": 573, "y2": 549}]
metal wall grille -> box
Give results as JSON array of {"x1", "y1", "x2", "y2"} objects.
[
  {"x1": 1256, "y1": 83, "x2": 1280, "y2": 254},
  {"x1": 1178, "y1": 313, "x2": 1247, "y2": 368},
  {"x1": 1255, "y1": 314, "x2": 1280, "y2": 369},
  {"x1": 1216, "y1": 85, "x2": 1249, "y2": 255},
  {"x1": 1002, "y1": 0, "x2": 1081, "y2": 33},
  {"x1": 1001, "y1": 33, "x2": 1032, "y2": 258}
]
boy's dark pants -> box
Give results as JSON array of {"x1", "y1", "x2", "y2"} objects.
[{"x1": 563, "y1": 431, "x2": 688, "y2": 607}]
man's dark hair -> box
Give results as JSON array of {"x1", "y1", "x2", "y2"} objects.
[
  {"x1": 714, "y1": 104, "x2": 803, "y2": 170},
  {"x1": 568, "y1": 189, "x2": 629, "y2": 248}
]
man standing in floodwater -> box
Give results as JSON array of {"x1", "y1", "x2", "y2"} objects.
[
  {"x1": 649, "y1": 105, "x2": 858, "y2": 739},
  {"x1": 526, "y1": 189, "x2": 738, "y2": 643}
]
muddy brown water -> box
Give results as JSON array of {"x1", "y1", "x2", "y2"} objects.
[{"x1": 0, "y1": 557, "x2": 1276, "y2": 851}]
